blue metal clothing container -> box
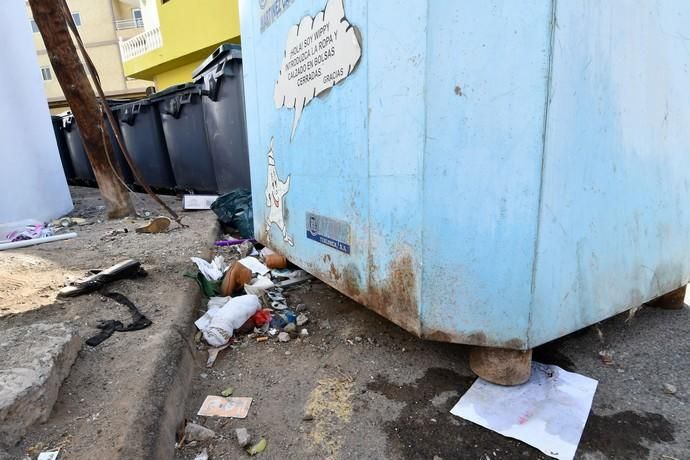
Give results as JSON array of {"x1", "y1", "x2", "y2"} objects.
[{"x1": 239, "y1": 0, "x2": 690, "y2": 352}]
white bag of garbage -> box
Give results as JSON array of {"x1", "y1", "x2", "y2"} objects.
[{"x1": 195, "y1": 295, "x2": 261, "y2": 347}]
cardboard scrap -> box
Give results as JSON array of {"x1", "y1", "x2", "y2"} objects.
[{"x1": 197, "y1": 396, "x2": 253, "y2": 418}]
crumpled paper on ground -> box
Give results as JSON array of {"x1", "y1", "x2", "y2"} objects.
[{"x1": 450, "y1": 362, "x2": 597, "y2": 460}]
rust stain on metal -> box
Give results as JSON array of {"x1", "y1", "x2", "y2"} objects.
[
  {"x1": 329, "y1": 262, "x2": 342, "y2": 281},
  {"x1": 364, "y1": 252, "x2": 421, "y2": 335},
  {"x1": 421, "y1": 328, "x2": 526, "y2": 350}
]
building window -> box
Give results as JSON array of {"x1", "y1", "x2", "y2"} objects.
[
  {"x1": 72, "y1": 12, "x2": 81, "y2": 26},
  {"x1": 132, "y1": 8, "x2": 143, "y2": 27},
  {"x1": 40, "y1": 67, "x2": 52, "y2": 81},
  {"x1": 30, "y1": 19, "x2": 39, "y2": 33}
]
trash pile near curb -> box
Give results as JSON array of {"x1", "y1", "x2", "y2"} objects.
[
  {"x1": 189, "y1": 241, "x2": 313, "y2": 361},
  {"x1": 182, "y1": 240, "x2": 313, "y2": 457}
]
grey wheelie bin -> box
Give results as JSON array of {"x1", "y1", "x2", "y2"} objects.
[
  {"x1": 51, "y1": 115, "x2": 74, "y2": 182},
  {"x1": 151, "y1": 83, "x2": 217, "y2": 193},
  {"x1": 62, "y1": 114, "x2": 96, "y2": 184},
  {"x1": 113, "y1": 98, "x2": 176, "y2": 190},
  {"x1": 193, "y1": 44, "x2": 250, "y2": 192}
]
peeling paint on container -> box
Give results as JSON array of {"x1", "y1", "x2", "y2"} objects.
[{"x1": 240, "y1": 0, "x2": 690, "y2": 350}]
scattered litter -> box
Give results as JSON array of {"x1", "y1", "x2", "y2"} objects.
[
  {"x1": 210, "y1": 189, "x2": 254, "y2": 238},
  {"x1": 206, "y1": 344, "x2": 230, "y2": 368},
  {"x1": 221, "y1": 262, "x2": 252, "y2": 296},
  {"x1": 274, "y1": 269, "x2": 313, "y2": 288},
  {"x1": 183, "y1": 194, "x2": 220, "y2": 210},
  {"x1": 256, "y1": 336, "x2": 268, "y2": 342},
  {"x1": 238, "y1": 257, "x2": 270, "y2": 275},
  {"x1": 260, "y1": 247, "x2": 276, "y2": 257},
  {"x1": 270, "y1": 268, "x2": 292, "y2": 278},
  {"x1": 450, "y1": 363, "x2": 598, "y2": 460},
  {"x1": 0, "y1": 219, "x2": 76, "y2": 250},
  {"x1": 251, "y1": 309, "x2": 272, "y2": 327},
  {"x1": 278, "y1": 332, "x2": 290, "y2": 342},
  {"x1": 268, "y1": 328, "x2": 278, "y2": 337},
  {"x1": 195, "y1": 295, "x2": 261, "y2": 346},
  {"x1": 244, "y1": 276, "x2": 275, "y2": 296},
  {"x1": 37, "y1": 451, "x2": 60, "y2": 460},
  {"x1": 1, "y1": 219, "x2": 52, "y2": 242},
  {"x1": 662, "y1": 383, "x2": 677, "y2": 395},
  {"x1": 85, "y1": 292, "x2": 152, "y2": 346},
  {"x1": 598, "y1": 349, "x2": 614, "y2": 365},
  {"x1": 59, "y1": 259, "x2": 146, "y2": 298},
  {"x1": 284, "y1": 323, "x2": 296, "y2": 333},
  {"x1": 295, "y1": 303, "x2": 307, "y2": 312},
  {"x1": 221, "y1": 387, "x2": 234, "y2": 397},
  {"x1": 101, "y1": 228, "x2": 128, "y2": 240},
  {"x1": 235, "y1": 427, "x2": 251, "y2": 448},
  {"x1": 267, "y1": 290, "x2": 288, "y2": 310},
  {"x1": 191, "y1": 256, "x2": 227, "y2": 281},
  {"x1": 0, "y1": 231, "x2": 77, "y2": 251},
  {"x1": 51, "y1": 217, "x2": 87, "y2": 227},
  {"x1": 215, "y1": 237, "x2": 256, "y2": 247},
  {"x1": 300, "y1": 328, "x2": 309, "y2": 337},
  {"x1": 246, "y1": 438, "x2": 267, "y2": 456},
  {"x1": 354, "y1": 336, "x2": 362, "y2": 343},
  {"x1": 197, "y1": 395, "x2": 253, "y2": 418},
  {"x1": 193, "y1": 448, "x2": 209, "y2": 460},
  {"x1": 184, "y1": 422, "x2": 216, "y2": 442},
  {"x1": 264, "y1": 253, "x2": 287, "y2": 269},
  {"x1": 135, "y1": 216, "x2": 171, "y2": 234},
  {"x1": 296, "y1": 313, "x2": 309, "y2": 327}
]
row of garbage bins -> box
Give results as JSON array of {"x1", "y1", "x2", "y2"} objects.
[{"x1": 51, "y1": 45, "x2": 250, "y2": 194}]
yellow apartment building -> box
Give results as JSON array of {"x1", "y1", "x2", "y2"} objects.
[
  {"x1": 26, "y1": 0, "x2": 153, "y2": 113},
  {"x1": 120, "y1": 0, "x2": 241, "y2": 90}
]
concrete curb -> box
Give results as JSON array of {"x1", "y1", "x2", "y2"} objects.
[{"x1": 116, "y1": 220, "x2": 219, "y2": 460}]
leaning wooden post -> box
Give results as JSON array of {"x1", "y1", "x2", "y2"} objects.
[{"x1": 28, "y1": 0, "x2": 134, "y2": 218}]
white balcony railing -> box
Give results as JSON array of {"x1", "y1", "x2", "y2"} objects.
[
  {"x1": 115, "y1": 18, "x2": 144, "y2": 30},
  {"x1": 119, "y1": 27, "x2": 162, "y2": 62}
]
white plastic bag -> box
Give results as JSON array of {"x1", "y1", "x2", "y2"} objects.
[
  {"x1": 194, "y1": 295, "x2": 261, "y2": 346},
  {"x1": 190, "y1": 256, "x2": 227, "y2": 281}
]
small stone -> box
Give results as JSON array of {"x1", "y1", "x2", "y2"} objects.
[
  {"x1": 278, "y1": 332, "x2": 290, "y2": 342},
  {"x1": 663, "y1": 383, "x2": 677, "y2": 395},
  {"x1": 184, "y1": 422, "x2": 215, "y2": 442},
  {"x1": 299, "y1": 328, "x2": 309, "y2": 337},
  {"x1": 354, "y1": 336, "x2": 362, "y2": 343},
  {"x1": 302, "y1": 413, "x2": 314, "y2": 421},
  {"x1": 295, "y1": 303, "x2": 307, "y2": 312},
  {"x1": 200, "y1": 373, "x2": 208, "y2": 379},
  {"x1": 235, "y1": 427, "x2": 251, "y2": 448},
  {"x1": 296, "y1": 313, "x2": 309, "y2": 327},
  {"x1": 284, "y1": 323, "x2": 297, "y2": 333},
  {"x1": 319, "y1": 320, "x2": 331, "y2": 330}
]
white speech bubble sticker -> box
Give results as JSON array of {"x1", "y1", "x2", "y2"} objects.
[{"x1": 274, "y1": 0, "x2": 362, "y2": 139}]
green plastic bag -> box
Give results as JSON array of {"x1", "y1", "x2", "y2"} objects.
[{"x1": 210, "y1": 189, "x2": 254, "y2": 238}]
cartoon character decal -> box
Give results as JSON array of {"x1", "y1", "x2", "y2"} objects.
[{"x1": 264, "y1": 139, "x2": 293, "y2": 246}]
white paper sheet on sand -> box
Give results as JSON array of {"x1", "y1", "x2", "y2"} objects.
[{"x1": 450, "y1": 363, "x2": 597, "y2": 460}]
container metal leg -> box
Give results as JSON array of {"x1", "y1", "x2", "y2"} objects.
[
  {"x1": 646, "y1": 285, "x2": 687, "y2": 310},
  {"x1": 469, "y1": 346, "x2": 532, "y2": 386}
]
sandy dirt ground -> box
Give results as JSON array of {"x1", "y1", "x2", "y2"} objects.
[{"x1": 1, "y1": 187, "x2": 216, "y2": 459}]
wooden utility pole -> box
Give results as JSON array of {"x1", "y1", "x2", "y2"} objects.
[{"x1": 28, "y1": 0, "x2": 134, "y2": 218}]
